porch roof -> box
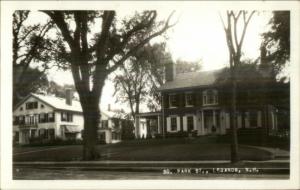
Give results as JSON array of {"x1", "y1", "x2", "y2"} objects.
[{"x1": 136, "y1": 111, "x2": 161, "y2": 118}]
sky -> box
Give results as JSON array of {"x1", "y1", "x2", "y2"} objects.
[{"x1": 27, "y1": 10, "x2": 273, "y2": 112}]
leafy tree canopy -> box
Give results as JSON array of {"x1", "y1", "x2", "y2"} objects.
[{"x1": 262, "y1": 11, "x2": 290, "y2": 75}]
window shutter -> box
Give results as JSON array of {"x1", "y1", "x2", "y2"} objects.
[{"x1": 183, "y1": 116, "x2": 187, "y2": 131}]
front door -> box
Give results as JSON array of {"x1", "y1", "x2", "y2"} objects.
[{"x1": 204, "y1": 110, "x2": 214, "y2": 134}]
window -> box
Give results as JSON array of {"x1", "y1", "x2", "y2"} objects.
[
  {"x1": 61, "y1": 112, "x2": 73, "y2": 122},
  {"x1": 20, "y1": 107, "x2": 23, "y2": 111},
  {"x1": 28, "y1": 115, "x2": 35, "y2": 125},
  {"x1": 203, "y1": 89, "x2": 218, "y2": 105},
  {"x1": 39, "y1": 113, "x2": 46, "y2": 123},
  {"x1": 39, "y1": 128, "x2": 47, "y2": 138},
  {"x1": 185, "y1": 93, "x2": 194, "y2": 106},
  {"x1": 26, "y1": 102, "x2": 38, "y2": 110},
  {"x1": 48, "y1": 113, "x2": 55, "y2": 122},
  {"x1": 187, "y1": 116, "x2": 194, "y2": 131},
  {"x1": 48, "y1": 129, "x2": 55, "y2": 139},
  {"x1": 169, "y1": 94, "x2": 178, "y2": 108},
  {"x1": 19, "y1": 116, "x2": 25, "y2": 125},
  {"x1": 101, "y1": 120, "x2": 108, "y2": 128},
  {"x1": 30, "y1": 129, "x2": 36, "y2": 138},
  {"x1": 41, "y1": 104, "x2": 44, "y2": 109},
  {"x1": 171, "y1": 117, "x2": 177, "y2": 131},
  {"x1": 13, "y1": 116, "x2": 19, "y2": 125}
]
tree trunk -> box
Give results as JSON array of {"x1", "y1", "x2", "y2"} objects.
[
  {"x1": 230, "y1": 70, "x2": 239, "y2": 163},
  {"x1": 82, "y1": 101, "x2": 101, "y2": 160}
]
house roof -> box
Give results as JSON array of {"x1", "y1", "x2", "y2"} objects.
[
  {"x1": 14, "y1": 93, "x2": 126, "y2": 118},
  {"x1": 32, "y1": 93, "x2": 83, "y2": 112},
  {"x1": 13, "y1": 93, "x2": 83, "y2": 113},
  {"x1": 158, "y1": 66, "x2": 275, "y2": 92},
  {"x1": 158, "y1": 69, "x2": 223, "y2": 91}
]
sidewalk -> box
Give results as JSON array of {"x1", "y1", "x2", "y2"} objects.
[{"x1": 242, "y1": 145, "x2": 290, "y2": 159}]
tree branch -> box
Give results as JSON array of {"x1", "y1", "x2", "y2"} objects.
[{"x1": 41, "y1": 11, "x2": 75, "y2": 49}]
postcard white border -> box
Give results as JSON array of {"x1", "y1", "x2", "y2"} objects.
[{"x1": 1, "y1": 1, "x2": 299, "y2": 189}]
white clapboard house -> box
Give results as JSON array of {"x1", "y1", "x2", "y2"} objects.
[{"x1": 13, "y1": 90, "x2": 123, "y2": 144}]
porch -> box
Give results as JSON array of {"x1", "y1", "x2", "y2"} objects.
[{"x1": 135, "y1": 112, "x2": 162, "y2": 139}]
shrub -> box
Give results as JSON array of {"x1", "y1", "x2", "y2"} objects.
[
  {"x1": 166, "y1": 131, "x2": 189, "y2": 138},
  {"x1": 23, "y1": 137, "x2": 83, "y2": 147}
]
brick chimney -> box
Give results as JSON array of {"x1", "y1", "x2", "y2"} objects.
[
  {"x1": 165, "y1": 62, "x2": 176, "y2": 82},
  {"x1": 65, "y1": 88, "x2": 73, "y2": 106}
]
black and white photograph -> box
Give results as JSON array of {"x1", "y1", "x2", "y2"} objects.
[{"x1": 1, "y1": 1, "x2": 299, "y2": 189}]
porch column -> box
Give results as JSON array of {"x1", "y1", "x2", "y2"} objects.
[
  {"x1": 157, "y1": 115, "x2": 161, "y2": 134},
  {"x1": 201, "y1": 110, "x2": 205, "y2": 135},
  {"x1": 213, "y1": 110, "x2": 216, "y2": 127},
  {"x1": 19, "y1": 130, "x2": 24, "y2": 144},
  {"x1": 135, "y1": 116, "x2": 140, "y2": 139}
]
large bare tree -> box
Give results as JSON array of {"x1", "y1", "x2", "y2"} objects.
[
  {"x1": 113, "y1": 42, "x2": 172, "y2": 121},
  {"x1": 220, "y1": 10, "x2": 255, "y2": 163},
  {"x1": 41, "y1": 11, "x2": 175, "y2": 160}
]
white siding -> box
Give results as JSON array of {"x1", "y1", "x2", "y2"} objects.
[
  {"x1": 257, "y1": 111, "x2": 262, "y2": 127},
  {"x1": 237, "y1": 114, "x2": 242, "y2": 128},
  {"x1": 225, "y1": 113, "x2": 230, "y2": 129},
  {"x1": 193, "y1": 115, "x2": 197, "y2": 130},
  {"x1": 176, "y1": 116, "x2": 180, "y2": 131},
  {"x1": 245, "y1": 112, "x2": 250, "y2": 128},
  {"x1": 183, "y1": 116, "x2": 187, "y2": 131},
  {"x1": 167, "y1": 117, "x2": 171, "y2": 132},
  {"x1": 14, "y1": 96, "x2": 54, "y2": 116}
]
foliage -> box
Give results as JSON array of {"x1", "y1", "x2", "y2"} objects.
[
  {"x1": 13, "y1": 10, "x2": 62, "y2": 105},
  {"x1": 175, "y1": 59, "x2": 202, "y2": 74},
  {"x1": 13, "y1": 67, "x2": 48, "y2": 105},
  {"x1": 121, "y1": 120, "x2": 135, "y2": 140},
  {"x1": 40, "y1": 10, "x2": 175, "y2": 160},
  {"x1": 25, "y1": 137, "x2": 83, "y2": 147},
  {"x1": 45, "y1": 81, "x2": 76, "y2": 98},
  {"x1": 262, "y1": 11, "x2": 290, "y2": 76},
  {"x1": 113, "y1": 42, "x2": 172, "y2": 117}
]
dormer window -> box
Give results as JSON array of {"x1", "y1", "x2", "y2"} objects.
[
  {"x1": 26, "y1": 102, "x2": 38, "y2": 110},
  {"x1": 185, "y1": 92, "x2": 194, "y2": 107},
  {"x1": 169, "y1": 94, "x2": 178, "y2": 108},
  {"x1": 203, "y1": 89, "x2": 218, "y2": 106}
]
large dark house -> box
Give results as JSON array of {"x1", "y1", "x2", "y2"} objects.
[{"x1": 135, "y1": 62, "x2": 289, "y2": 138}]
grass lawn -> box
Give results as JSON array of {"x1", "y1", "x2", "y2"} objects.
[{"x1": 13, "y1": 137, "x2": 273, "y2": 162}]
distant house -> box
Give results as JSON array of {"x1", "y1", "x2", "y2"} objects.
[
  {"x1": 135, "y1": 63, "x2": 284, "y2": 138},
  {"x1": 13, "y1": 90, "x2": 127, "y2": 144}
]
